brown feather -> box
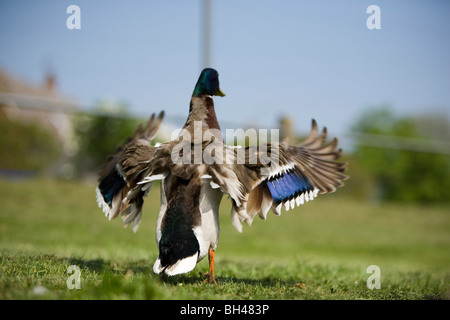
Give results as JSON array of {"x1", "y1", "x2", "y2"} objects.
[
  {"x1": 225, "y1": 119, "x2": 348, "y2": 230},
  {"x1": 247, "y1": 184, "x2": 263, "y2": 216}
]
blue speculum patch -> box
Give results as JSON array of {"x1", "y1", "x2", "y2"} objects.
[
  {"x1": 99, "y1": 168, "x2": 126, "y2": 206},
  {"x1": 266, "y1": 170, "x2": 313, "y2": 203}
]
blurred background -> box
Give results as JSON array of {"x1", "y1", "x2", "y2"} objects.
[
  {"x1": 1, "y1": 0, "x2": 449, "y2": 203},
  {"x1": 0, "y1": 1, "x2": 449, "y2": 289}
]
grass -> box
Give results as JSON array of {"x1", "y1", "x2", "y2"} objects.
[{"x1": 0, "y1": 178, "x2": 449, "y2": 300}]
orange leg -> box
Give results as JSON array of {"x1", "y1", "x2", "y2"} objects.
[{"x1": 203, "y1": 248, "x2": 218, "y2": 285}]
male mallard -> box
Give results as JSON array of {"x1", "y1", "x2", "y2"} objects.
[{"x1": 96, "y1": 68, "x2": 348, "y2": 284}]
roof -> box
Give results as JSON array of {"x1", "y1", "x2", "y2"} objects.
[{"x1": 0, "y1": 67, "x2": 78, "y2": 113}]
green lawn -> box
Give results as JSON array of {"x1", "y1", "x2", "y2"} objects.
[{"x1": 0, "y1": 178, "x2": 449, "y2": 299}]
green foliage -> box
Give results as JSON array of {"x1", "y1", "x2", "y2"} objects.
[
  {"x1": 352, "y1": 107, "x2": 450, "y2": 203},
  {"x1": 0, "y1": 116, "x2": 61, "y2": 171},
  {"x1": 74, "y1": 101, "x2": 140, "y2": 172}
]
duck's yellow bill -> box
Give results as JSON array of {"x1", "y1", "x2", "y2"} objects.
[{"x1": 214, "y1": 88, "x2": 226, "y2": 97}]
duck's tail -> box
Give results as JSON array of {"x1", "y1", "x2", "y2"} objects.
[{"x1": 153, "y1": 203, "x2": 201, "y2": 276}]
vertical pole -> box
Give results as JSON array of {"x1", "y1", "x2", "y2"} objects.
[{"x1": 202, "y1": 0, "x2": 212, "y2": 69}]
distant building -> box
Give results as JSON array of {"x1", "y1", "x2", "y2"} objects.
[
  {"x1": 0, "y1": 67, "x2": 79, "y2": 157},
  {"x1": 0, "y1": 67, "x2": 80, "y2": 177}
]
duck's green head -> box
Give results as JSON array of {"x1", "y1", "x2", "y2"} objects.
[{"x1": 192, "y1": 68, "x2": 225, "y2": 97}]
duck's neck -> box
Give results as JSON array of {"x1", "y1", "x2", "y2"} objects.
[{"x1": 183, "y1": 95, "x2": 222, "y2": 141}]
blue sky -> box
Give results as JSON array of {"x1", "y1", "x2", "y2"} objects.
[{"x1": 1, "y1": 0, "x2": 449, "y2": 140}]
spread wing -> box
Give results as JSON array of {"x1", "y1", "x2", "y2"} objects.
[
  {"x1": 205, "y1": 119, "x2": 348, "y2": 232},
  {"x1": 97, "y1": 114, "x2": 347, "y2": 233},
  {"x1": 96, "y1": 111, "x2": 165, "y2": 232}
]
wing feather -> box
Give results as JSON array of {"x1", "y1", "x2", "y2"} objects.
[
  {"x1": 219, "y1": 119, "x2": 348, "y2": 231},
  {"x1": 96, "y1": 111, "x2": 165, "y2": 232}
]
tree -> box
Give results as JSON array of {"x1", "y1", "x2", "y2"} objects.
[
  {"x1": 74, "y1": 100, "x2": 139, "y2": 174},
  {"x1": 352, "y1": 107, "x2": 450, "y2": 203},
  {"x1": 0, "y1": 115, "x2": 61, "y2": 172}
]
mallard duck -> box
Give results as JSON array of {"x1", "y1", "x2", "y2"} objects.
[{"x1": 96, "y1": 68, "x2": 348, "y2": 284}]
